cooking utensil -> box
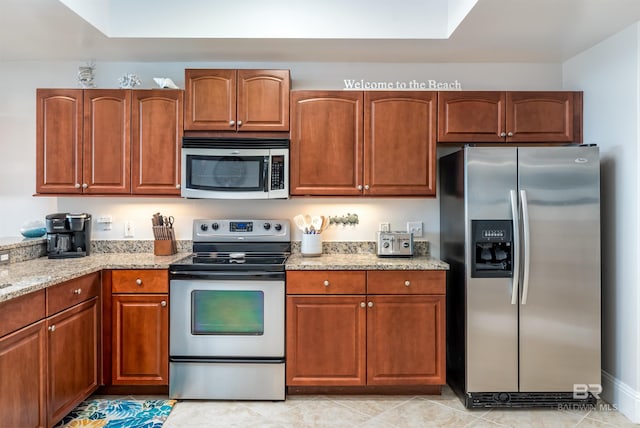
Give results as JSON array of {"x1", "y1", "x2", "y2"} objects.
[
  {"x1": 303, "y1": 214, "x2": 312, "y2": 230},
  {"x1": 320, "y1": 216, "x2": 329, "y2": 233},
  {"x1": 293, "y1": 214, "x2": 307, "y2": 232},
  {"x1": 311, "y1": 216, "x2": 323, "y2": 232}
]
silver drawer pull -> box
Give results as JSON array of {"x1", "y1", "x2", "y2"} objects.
[
  {"x1": 136, "y1": 279, "x2": 142, "y2": 285},
  {"x1": 323, "y1": 280, "x2": 330, "y2": 287},
  {"x1": 161, "y1": 300, "x2": 167, "y2": 307},
  {"x1": 368, "y1": 301, "x2": 373, "y2": 308},
  {"x1": 48, "y1": 325, "x2": 56, "y2": 332},
  {"x1": 404, "y1": 280, "x2": 411, "y2": 286},
  {"x1": 73, "y1": 288, "x2": 82, "y2": 295},
  {"x1": 360, "y1": 302, "x2": 365, "y2": 308}
]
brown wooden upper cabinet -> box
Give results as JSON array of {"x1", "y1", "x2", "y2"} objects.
[
  {"x1": 290, "y1": 91, "x2": 437, "y2": 197},
  {"x1": 437, "y1": 91, "x2": 582, "y2": 144},
  {"x1": 184, "y1": 69, "x2": 290, "y2": 132},
  {"x1": 36, "y1": 88, "x2": 183, "y2": 196}
]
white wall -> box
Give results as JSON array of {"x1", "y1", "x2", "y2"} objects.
[
  {"x1": 563, "y1": 23, "x2": 640, "y2": 422},
  {"x1": 0, "y1": 60, "x2": 562, "y2": 258}
]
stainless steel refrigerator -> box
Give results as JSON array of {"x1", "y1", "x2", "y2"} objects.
[{"x1": 440, "y1": 146, "x2": 601, "y2": 408}]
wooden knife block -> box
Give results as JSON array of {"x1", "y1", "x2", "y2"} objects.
[{"x1": 154, "y1": 239, "x2": 177, "y2": 256}]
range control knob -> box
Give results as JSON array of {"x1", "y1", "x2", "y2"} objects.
[
  {"x1": 211, "y1": 223, "x2": 219, "y2": 231},
  {"x1": 263, "y1": 223, "x2": 271, "y2": 230},
  {"x1": 274, "y1": 223, "x2": 282, "y2": 231},
  {"x1": 383, "y1": 242, "x2": 390, "y2": 248},
  {"x1": 403, "y1": 242, "x2": 410, "y2": 248},
  {"x1": 200, "y1": 224, "x2": 209, "y2": 231}
]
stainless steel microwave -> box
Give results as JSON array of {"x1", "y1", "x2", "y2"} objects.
[{"x1": 181, "y1": 137, "x2": 289, "y2": 199}]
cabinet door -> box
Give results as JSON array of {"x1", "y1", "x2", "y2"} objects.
[
  {"x1": 83, "y1": 89, "x2": 131, "y2": 194},
  {"x1": 0, "y1": 321, "x2": 46, "y2": 428},
  {"x1": 184, "y1": 69, "x2": 236, "y2": 131},
  {"x1": 367, "y1": 295, "x2": 445, "y2": 385},
  {"x1": 237, "y1": 69, "x2": 290, "y2": 131},
  {"x1": 286, "y1": 295, "x2": 366, "y2": 385},
  {"x1": 290, "y1": 91, "x2": 364, "y2": 196},
  {"x1": 47, "y1": 298, "x2": 99, "y2": 425},
  {"x1": 506, "y1": 91, "x2": 576, "y2": 142},
  {"x1": 131, "y1": 90, "x2": 183, "y2": 195},
  {"x1": 112, "y1": 294, "x2": 169, "y2": 385},
  {"x1": 365, "y1": 91, "x2": 437, "y2": 196},
  {"x1": 437, "y1": 91, "x2": 505, "y2": 143},
  {"x1": 36, "y1": 89, "x2": 83, "y2": 194}
]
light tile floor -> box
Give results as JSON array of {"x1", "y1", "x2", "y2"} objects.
[{"x1": 155, "y1": 386, "x2": 635, "y2": 428}]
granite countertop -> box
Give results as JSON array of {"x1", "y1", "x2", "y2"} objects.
[
  {"x1": 0, "y1": 252, "x2": 188, "y2": 303},
  {"x1": 0, "y1": 250, "x2": 449, "y2": 304},
  {"x1": 286, "y1": 253, "x2": 449, "y2": 271}
]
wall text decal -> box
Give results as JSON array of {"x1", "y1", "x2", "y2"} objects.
[{"x1": 343, "y1": 79, "x2": 462, "y2": 90}]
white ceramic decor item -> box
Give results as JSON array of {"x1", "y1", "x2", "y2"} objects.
[
  {"x1": 301, "y1": 233, "x2": 322, "y2": 257},
  {"x1": 77, "y1": 63, "x2": 95, "y2": 88},
  {"x1": 153, "y1": 77, "x2": 179, "y2": 89},
  {"x1": 118, "y1": 74, "x2": 141, "y2": 89}
]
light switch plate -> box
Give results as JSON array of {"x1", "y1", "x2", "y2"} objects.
[{"x1": 379, "y1": 222, "x2": 390, "y2": 232}]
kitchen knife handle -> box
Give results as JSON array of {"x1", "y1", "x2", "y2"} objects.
[
  {"x1": 510, "y1": 190, "x2": 520, "y2": 305},
  {"x1": 520, "y1": 189, "x2": 531, "y2": 305}
]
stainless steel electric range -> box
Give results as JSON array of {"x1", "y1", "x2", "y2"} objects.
[{"x1": 168, "y1": 218, "x2": 290, "y2": 400}]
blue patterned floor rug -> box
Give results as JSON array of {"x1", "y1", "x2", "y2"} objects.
[{"x1": 54, "y1": 398, "x2": 176, "y2": 427}]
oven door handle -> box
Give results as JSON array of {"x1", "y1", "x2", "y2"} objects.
[{"x1": 169, "y1": 270, "x2": 285, "y2": 280}]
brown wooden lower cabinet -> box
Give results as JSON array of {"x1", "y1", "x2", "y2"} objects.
[
  {"x1": 285, "y1": 270, "x2": 446, "y2": 389},
  {"x1": 106, "y1": 269, "x2": 169, "y2": 386},
  {"x1": 0, "y1": 320, "x2": 47, "y2": 428},
  {"x1": 47, "y1": 297, "x2": 100, "y2": 425},
  {"x1": 111, "y1": 294, "x2": 168, "y2": 385},
  {"x1": 0, "y1": 273, "x2": 101, "y2": 428}
]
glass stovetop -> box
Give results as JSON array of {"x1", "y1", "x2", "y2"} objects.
[{"x1": 170, "y1": 252, "x2": 288, "y2": 271}]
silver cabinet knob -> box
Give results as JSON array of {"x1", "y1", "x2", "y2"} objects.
[
  {"x1": 368, "y1": 301, "x2": 374, "y2": 308},
  {"x1": 82, "y1": 183, "x2": 88, "y2": 189},
  {"x1": 500, "y1": 132, "x2": 506, "y2": 137},
  {"x1": 175, "y1": 184, "x2": 181, "y2": 189},
  {"x1": 360, "y1": 302, "x2": 365, "y2": 308},
  {"x1": 75, "y1": 183, "x2": 81, "y2": 189},
  {"x1": 237, "y1": 120, "x2": 243, "y2": 127},
  {"x1": 48, "y1": 325, "x2": 56, "y2": 332},
  {"x1": 136, "y1": 279, "x2": 142, "y2": 286},
  {"x1": 161, "y1": 300, "x2": 167, "y2": 307},
  {"x1": 73, "y1": 288, "x2": 82, "y2": 295},
  {"x1": 507, "y1": 131, "x2": 514, "y2": 137},
  {"x1": 229, "y1": 120, "x2": 235, "y2": 126},
  {"x1": 404, "y1": 280, "x2": 411, "y2": 287},
  {"x1": 357, "y1": 185, "x2": 363, "y2": 190},
  {"x1": 323, "y1": 280, "x2": 330, "y2": 287},
  {"x1": 364, "y1": 185, "x2": 370, "y2": 190}
]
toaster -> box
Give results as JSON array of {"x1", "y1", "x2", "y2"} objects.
[{"x1": 376, "y1": 231, "x2": 414, "y2": 257}]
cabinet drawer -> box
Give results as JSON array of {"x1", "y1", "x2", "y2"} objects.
[
  {"x1": 0, "y1": 290, "x2": 46, "y2": 338},
  {"x1": 367, "y1": 270, "x2": 445, "y2": 295},
  {"x1": 111, "y1": 270, "x2": 168, "y2": 293},
  {"x1": 46, "y1": 272, "x2": 100, "y2": 316},
  {"x1": 287, "y1": 271, "x2": 366, "y2": 294}
]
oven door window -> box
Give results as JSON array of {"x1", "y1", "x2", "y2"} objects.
[
  {"x1": 186, "y1": 155, "x2": 267, "y2": 191},
  {"x1": 191, "y1": 290, "x2": 264, "y2": 335}
]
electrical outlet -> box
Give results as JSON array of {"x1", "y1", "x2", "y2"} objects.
[
  {"x1": 406, "y1": 221, "x2": 423, "y2": 238},
  {"x1": 379, "y1": 222, "x2": 390, "y2": 232},
  {"x1": 124, "y1": 221, "x2": 135, "y2": 238},
  {"x1": 97, "y1": 214, "x2": 113, "y2": 230}
]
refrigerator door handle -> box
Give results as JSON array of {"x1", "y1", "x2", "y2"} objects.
[
  {"x1": 509, "y1": 189, "x2": 520, "y2": 305},
  {"x1": 520, "y1": 189, "x2": 531, "y2": 305}
]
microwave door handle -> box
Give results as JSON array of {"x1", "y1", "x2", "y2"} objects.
[{"x1": 263, "y1": 157, "x2": 270, "y2": 192}]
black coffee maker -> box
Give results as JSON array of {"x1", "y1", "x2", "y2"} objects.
[{"x1": 46, "y1": 213, "x2": 92, "y2": 259}]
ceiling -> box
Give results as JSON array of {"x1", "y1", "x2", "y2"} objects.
[{"x1": 2, "y1": 0, "x2": 640, "y2": 63}]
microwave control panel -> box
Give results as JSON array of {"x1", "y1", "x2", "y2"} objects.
[{"x1": 270, "y1": 155, "x2": 285, "y2": 190}]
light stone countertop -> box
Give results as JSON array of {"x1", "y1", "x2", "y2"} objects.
[
  {"x1": 286, "y1": 253, "x2": 449, "y2": 271},
  {"x1": 0, "y1": 252, "x2": 189, "y2": 303},
  {"x1": 0, "y1": 251, "x2": 449, "y2": 304}
]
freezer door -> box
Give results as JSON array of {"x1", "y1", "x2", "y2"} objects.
[
  {"x1": 465, "y1": 147, "x2": 519, "y2": 392},
  {"x1": 518, "y1": 146, "x2": 601, "y2": 392}
]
